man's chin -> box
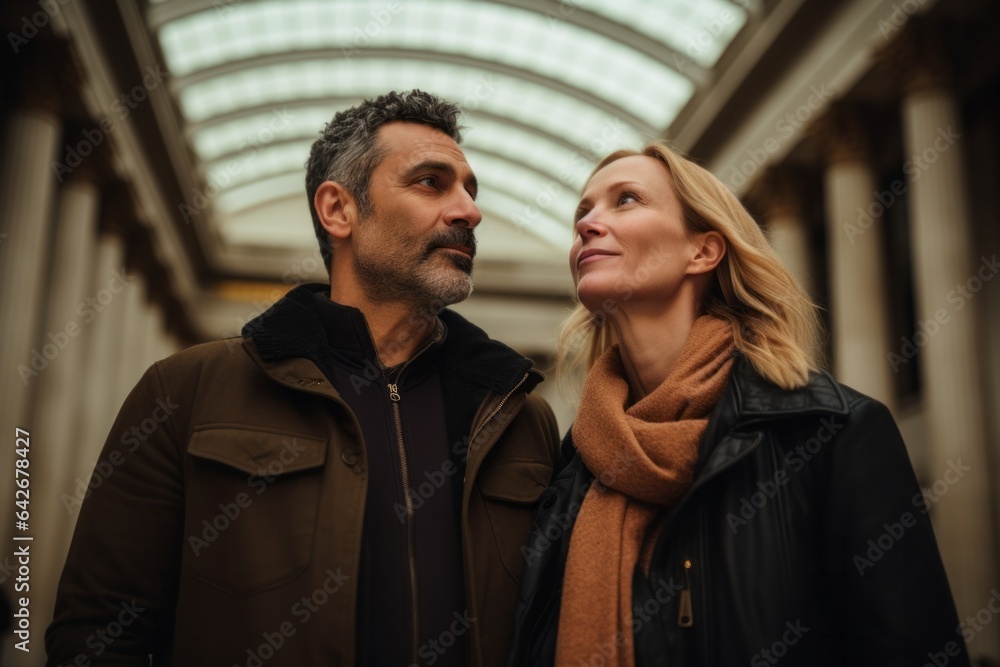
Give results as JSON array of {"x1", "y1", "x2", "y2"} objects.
[{"x1": 428, "y1": 274, "x2": 473, "y2": 308}]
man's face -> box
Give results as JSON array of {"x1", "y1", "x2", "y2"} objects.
[{"x1": 351, "y1": 122, "x2": 482, "y2": 309}]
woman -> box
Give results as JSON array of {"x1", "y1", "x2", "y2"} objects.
[{"x1": 508, "y1": 143, "x2": 967, "y2": 666}]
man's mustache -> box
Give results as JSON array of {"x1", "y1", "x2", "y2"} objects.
[{"x1": 424, "y1": 229, "x2": 477, "y2": 259}]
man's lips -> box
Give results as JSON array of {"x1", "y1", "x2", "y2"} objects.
[
  {"x1": 576, "y1": 248, "x2": 617, "y2": 268},
  {"x1": 438, "y1": 244, "x2": 475, "y2": 258}
]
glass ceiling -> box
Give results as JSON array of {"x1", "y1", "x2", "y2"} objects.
[{"x1": 147, "y1": 0, "x2": 748, "y2": 256}]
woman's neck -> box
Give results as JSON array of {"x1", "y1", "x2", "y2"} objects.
[{"x1": 611, "y1": 298, "x2": 700, "y2": 402}]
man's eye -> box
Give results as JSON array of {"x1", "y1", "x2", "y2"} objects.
[{"x1": 417, "y1": 176, "x2": 438, "y2": 187}]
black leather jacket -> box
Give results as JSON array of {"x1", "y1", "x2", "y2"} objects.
[{"x1": 509, "y1": 356, "x2": 969, "y2": 666}]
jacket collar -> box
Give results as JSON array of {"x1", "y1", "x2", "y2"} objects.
[
  {"x1": 693, "y1": 353, "x2": 850, "y2": 481},
  {"x1": 242, "y1": 283, "x2": 539, "y2": 396},
  {"x1": 729, "y1": 354, "x2": 850, "y2": 424}
]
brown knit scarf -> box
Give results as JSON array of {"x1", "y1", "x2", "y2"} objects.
[{"x1": 555, "y1": 315, "x2": 735, "y2": 667}]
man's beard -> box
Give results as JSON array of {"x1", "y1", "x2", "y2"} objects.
[{"x1": 353, "y1": 224, "x2": 477, "y2": 310}]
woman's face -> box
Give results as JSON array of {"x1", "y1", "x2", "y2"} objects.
[{"x1": 571, "y1": 155, "x2": 700, "y2": 314}]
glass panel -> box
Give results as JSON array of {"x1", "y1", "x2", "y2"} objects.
[
  {"x1": 152, "y1": 0, "x2": 749, "y2": 258},
  {"x1": 585, "y1": 0, "x2": 747, "y2": 67},
  {"x1": 463, "y1": 149, "x2": 579, "y2": 235},
  {"x1": 159, "y1": 0, "x2": 694, "y2": 128},
  {"x1": 178, "y1": 59, "x2": 648, "y2": 154}
]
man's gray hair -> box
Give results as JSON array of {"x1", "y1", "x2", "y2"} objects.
[{"x1": 305, "y1": 90, "x2": 464, "y2": 270}]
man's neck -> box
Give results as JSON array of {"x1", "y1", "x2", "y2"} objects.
[{"x1": 326, "y1": 288, "x2": 440, "y2": 368}]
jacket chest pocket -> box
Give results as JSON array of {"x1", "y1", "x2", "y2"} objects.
[
  {"x1": 183, "y1": 426, "x2": 328, "y2": 596},
  {"x1": 476, "y1": 458, "x2": 552, "y2": 583}
]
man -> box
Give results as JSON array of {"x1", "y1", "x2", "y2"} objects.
[{"x1": 47, "y1": 90, "x2": 560, "y2": 666}]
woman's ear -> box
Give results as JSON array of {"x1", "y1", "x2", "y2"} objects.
[
  {"x1": 314, "y1": 181, "x2": 357, "y2": 243},
  {"x1": 688, "y1": 231, "x2": 726, "y2": 276}
]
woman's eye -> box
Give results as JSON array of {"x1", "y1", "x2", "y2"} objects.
[{"x1": 617, "y1": 192, "x2": 637, "y2": 206}]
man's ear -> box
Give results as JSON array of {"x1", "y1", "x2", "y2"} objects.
[
  {"x1": 687, "y1": 231, "x2": 726, "y2": 276},
  {"x1": 315, "y1": 181, "x2": 357, "y2": 243}
]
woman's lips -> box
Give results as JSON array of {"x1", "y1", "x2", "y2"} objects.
[{"x1": 577, "y1": 249, "x2": 617, "y2": 268}]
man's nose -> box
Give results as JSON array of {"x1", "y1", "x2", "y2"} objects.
[{"x1": 447, "y1": 190, "x2": 482, "y2": 228}]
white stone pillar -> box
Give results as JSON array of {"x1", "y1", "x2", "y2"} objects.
[
  {"x1": 817, "y1": 108, "x2": 895, "y2": 408},
  {"x1": 115, "y1": 272, "x2": 150, "y2": 403},
  {"x1": 751, "y1": 167, "x2": 815, "y2": 298},
  {"x1": 74, "y1": 233, "x2": 131, "y2": 490},
  {"x1": 0, "y1": 105, "x2": 62, "y2": 545},
  {"x1": 144, "y1": 302, "x2": 171, "y2": 367},
  {"x1": 896, "y1": 32, "x2": 999, "y2": 659},
  {"x1": 29, "y1": 172, "x2": 101, "y2": 635}
]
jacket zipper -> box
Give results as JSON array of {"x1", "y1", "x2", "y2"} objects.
[
  {"x1": 365, "y1": 319, "x2": 441, "y2": 665},
  {"x1": 678, "y1": 558, "x2": 694, "y2": 627},
  {"x1": 464, "y1": 371, "x2": 530, "y2": 483}
]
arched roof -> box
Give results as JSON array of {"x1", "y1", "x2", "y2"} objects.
[{"x1": 145, "y1": 0, "x2": 749, "y2": 269}]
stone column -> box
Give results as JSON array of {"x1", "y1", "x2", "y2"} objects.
[
  {"x1": 115, "y1": 271, "x2": 151, "y2": 403},
  {"x1": 890, "y1": 24, "x2": 999, "y2": 658},
  {"x1": 815, "y1": 105, "x2": 895, "y2": 408},
  {"x1": 144, "y1": 305, "x2": 166, "y2": 367},
  {"x1": 29, "y1": 169, "x2": 101, "y2": 635},
  {"x1": 73, "y1": 230, "x2": 131, "y2": 494},
  {"x1": 749, "y1": 166, "x2": 815, "y2": 298},
  {"x1": 0, "y1": 86, "x2": 62, "y2": 545}
]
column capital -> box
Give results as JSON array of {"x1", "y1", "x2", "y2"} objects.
[
  {"x1": 879, "y1": 16, "x2": 952, "y2": 95},
  {"x1": 10, "y1": 38, "x2": 81, "y2": 118},
  {"x1": 98, "y1": 181, "x2": 139, "y2": 238},
  {"x1": 809, "y1": 103, "x2": 871, "y2": 165},
  {"x1": 745, "y1": 166, "x2": 804, "y2": 220}
]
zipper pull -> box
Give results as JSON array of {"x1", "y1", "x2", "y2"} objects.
[
  {"x1": 387, "y1": 383, "x2": 400, "y2": 402},
  {"x1": 678, "y1": 559, "x2": 694, "y2": 628}
]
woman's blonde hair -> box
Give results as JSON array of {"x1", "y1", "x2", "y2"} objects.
[{"x1": 557, "y1": 142, "x2": 823, "y2": 390}]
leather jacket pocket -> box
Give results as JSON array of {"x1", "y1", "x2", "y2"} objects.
[
  {"x1": 477, "y1": 458, "x2": 552, "y2": 582},
  {"x1": 183, "y1": 426, "x2": 327, "y2": 596}
]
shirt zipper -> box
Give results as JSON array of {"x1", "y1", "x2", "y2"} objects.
[{"x1": 364, "y1": 319, "x2": 441, "y2": 665}]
